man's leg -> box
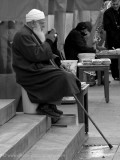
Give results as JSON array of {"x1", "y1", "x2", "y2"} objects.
[{"x1": 111, "y1": 59, "x2": 119, "y2": 79}]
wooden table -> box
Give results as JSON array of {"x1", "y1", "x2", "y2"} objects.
[
  {"x1": 78, "y1": 64, "x2": 110, "y2": 103},
  {"x1": 76, "y1": 84, "x2": 89, "y2": 133},
  {"x1": 96, "y1": 54, "x2": 120, "y2": 80}
]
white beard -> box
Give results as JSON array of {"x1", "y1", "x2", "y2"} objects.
[{"x1": 33, "y1": 27, "x2": 45, "y2": 43}]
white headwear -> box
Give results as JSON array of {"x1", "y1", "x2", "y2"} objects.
[{"x1": 26, "y1": 9, "x2": 45, "y2": 22}]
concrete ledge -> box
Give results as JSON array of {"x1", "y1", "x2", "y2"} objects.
[
  {"x1": 0, "y1": 113, "x2": 51, "y2": 160},
  {"x1": 0, "y1": 99, "x2": 16, "y2": 125},
  {"x1": 20, "y1": 124, "x2": 86, "y2": 160}
]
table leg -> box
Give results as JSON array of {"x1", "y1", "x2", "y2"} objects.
[
  {"x1": 104, "y1": 69, "x2": 109, "y2": 103},
  {"x1": 84, "y1": 92, "x2": 89, "y2": 133},
  {"x1": 78, "y1": 69, "x2": 84, "y2": 82},
  {"x1": 118, "y1": 57, "x2": 120, "y2": 81},
  {"x1": 76, "y1": 92, "x2": 84, "y2": 124}
]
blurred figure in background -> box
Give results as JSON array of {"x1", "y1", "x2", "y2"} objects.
[
  {"x1": 7, "y1": 21, "x2": 16, "y2": 73},
  {"x1": 64, "y1": 22, "x2": 96, "y2": 60},
  {"x1": 103, "y1": 0, "x2": 120, "y2": 80}
]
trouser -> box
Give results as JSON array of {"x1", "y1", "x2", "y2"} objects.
[{"x1": 110, "y1": 59, "x2": 119, "y2": 79}]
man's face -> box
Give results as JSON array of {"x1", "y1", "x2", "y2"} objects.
[
  {"x1": 81, "y1": 29, "x2": 89, "y2": 36},
  {"x1": 111, "y1": 0, "x2": 120, "y2": 10},
  {"x1": 35, "y1": 19, "x2": 46, "y2": 31},
  {"x1": 32, "y1": 19, "x2": 46, "y2": 42}
]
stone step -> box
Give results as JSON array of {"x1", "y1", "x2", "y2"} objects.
[
  {"x1": 0, "y1": 113, "x2": 51, "y2": 160},
  {"x1": 20, "y1": 124, "x2": 86, "y2": 160},
  {"x1": 0, "y1": 99, "x2": 16, "y2": 125}
]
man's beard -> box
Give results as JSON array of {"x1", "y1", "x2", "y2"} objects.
[{"x1": 33, "y1": 27, "x2": 45, "y2": 43}]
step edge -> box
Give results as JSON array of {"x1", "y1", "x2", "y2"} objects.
[{"x1": 0, "y1": 116, "x2": 51, "y2": 159}]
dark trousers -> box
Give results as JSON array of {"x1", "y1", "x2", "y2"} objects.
[{"x1": 110, "y1": 59, "x2": 119, "y2": 79}]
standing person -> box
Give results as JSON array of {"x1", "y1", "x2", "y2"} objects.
[
  {"x1": 64, "y1": 22, "x2": 96, "y2": 60},
  {"x1": 103, "y1": 0, "x2": 120, "y2": 80},
  {"x1": 12, "y1": 9, "x2": 81, "y2": 123},
  {"x1": 7, "y1": 21, "x2": 16, "y2": 73}
]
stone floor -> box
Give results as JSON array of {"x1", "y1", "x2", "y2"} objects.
[
  {"x1": 72, "y1": 74, "x2": 120, "y2": 160},
  {"x1": 58, "y1": 73, "x2": 120, "y2": 160}
]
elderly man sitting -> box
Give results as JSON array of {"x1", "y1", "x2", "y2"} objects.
[{"x1": 12, "y1": 9, "x2": 81, "y2": 123}]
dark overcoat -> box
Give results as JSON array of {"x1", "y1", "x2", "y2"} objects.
[
  {"x1": 103, "y1": 7, "x2": 120, "y2": 49},
  {"x1": 12, "y1": 25, "x2": 80, "y2": 104},
  {"x1": 103, "y1": 7, "x2": 120, "y2": 78},
  {"x1": 64, "y1": 29, "x2": 96, "y2": 60}
]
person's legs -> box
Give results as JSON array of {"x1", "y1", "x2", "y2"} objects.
[
  {"x1": 32, "y1": 68, "x2": 81, "y2": 123},
  {"x1": 110, "y1": 59, "x2": 119, "y2": 79}
]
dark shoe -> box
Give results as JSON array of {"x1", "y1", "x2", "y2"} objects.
[
  {"x1": 37, "y1": 104, "x2": 60, "y2": 118},
  {"x1": 101, "y1": 80, "x2": 104, "y2": 85},
  {"x1": 51, "y1": 117, "x2": 60, "y2": 124},
  {"x1": 36, "y1": 104, "x2": 45, "y2": 115},
  {"x1": 101, "y1": 80, "x2": 111, "y2": 85},
  {"x1": 90, "y1": 81, "x2": 96, "y2": 87},
  {"x1": 49, "y1": 104, "x2": 63, "y2": 115}
]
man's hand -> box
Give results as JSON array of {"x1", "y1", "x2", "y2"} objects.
[
  {"x1": 60, "y1": 63, "x2": 71, "y2": 72},
  {"x1": 46, "y1": 29, "x2": 56, "y2": 43}
]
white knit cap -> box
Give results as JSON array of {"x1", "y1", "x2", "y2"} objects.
[{"x1": 26, "y1": 9, "x2": 45, "y2": 22}]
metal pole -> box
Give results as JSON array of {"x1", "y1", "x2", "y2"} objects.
[{"x1": 73, "y1": 93, "x2": 113, "y2": 149}]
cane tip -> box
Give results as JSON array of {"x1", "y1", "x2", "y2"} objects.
[{"x1": 109, "y1": 144, "x2": 113, "y2": 149}]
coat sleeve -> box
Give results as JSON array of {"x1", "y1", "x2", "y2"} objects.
[
  {"x1": 13, "y1": 33, "x2": 53, "y2": 63},
  {"x1": 71, "y1": 31, "x2": 96, "y2": 53},
  {"x1": 103, "y1": 10, "x2": 117, "y2": 36}
]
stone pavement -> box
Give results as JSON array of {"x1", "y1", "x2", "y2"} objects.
[{"x1": 73, "y1": 74, "x2": 120, "y2": 159}]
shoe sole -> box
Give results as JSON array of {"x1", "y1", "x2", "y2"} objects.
[
  {"x1": 40, "y1": 110, "x2": 61, "y2": 118},
  {"x1": 49, "y1": 105, "x2": 63, "y2": 115},
  {"x1": 55, "y1": 111, "x2": 63, "y2": 115},
  {"x1": 51, "y1": 117, "x2": 60, "y2": 124}
]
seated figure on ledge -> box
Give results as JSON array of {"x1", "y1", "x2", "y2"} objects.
[{"x1": 12, "y1": 9, "x2": 81, "y2": 124}]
